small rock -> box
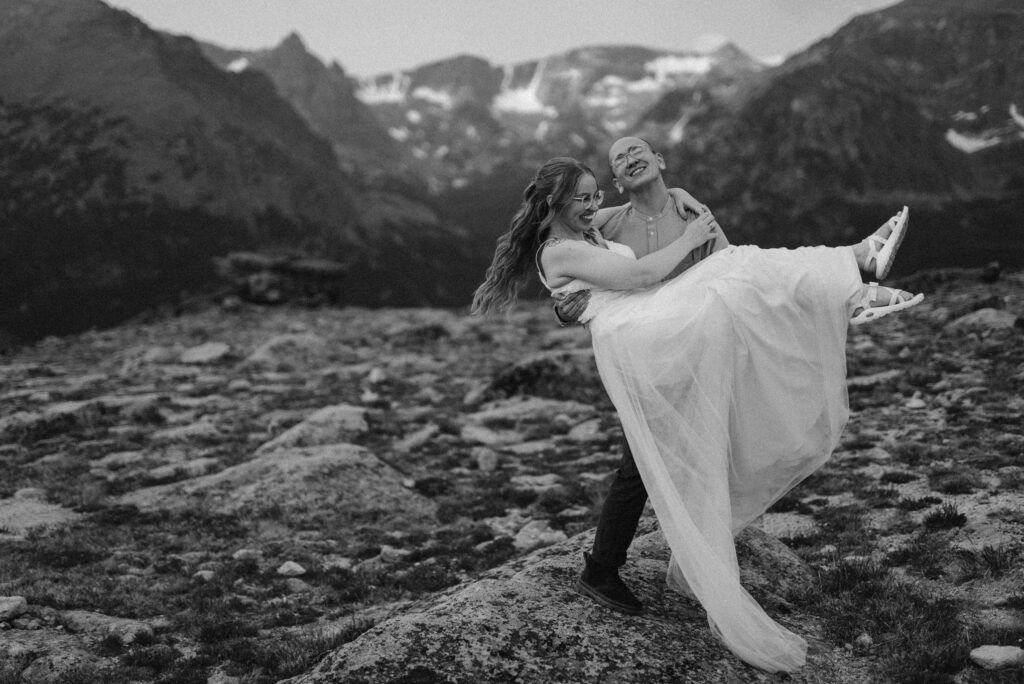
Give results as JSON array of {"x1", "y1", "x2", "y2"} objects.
[
  {"x1": 905, "y1": 392, "x2": 927, "y2": 410},
  {"x1": 180, "y1": 342, "x2": 231, "y2": 364},
  {"x1": 13, "y1": 488, "x2": 47, "y2": 501},
  {"x1": 193, "y1": 570, "x2": 216, "y2": 582},
  {"x1": 473, "y1": 447, "x2": 499, "y2": 472},
  {"x1": 970, "y1": 644, "x2": 1024, "y2": 669},
  {"x1": 393, "y1": 424, "x2": 439, "y2": 453},
  {"x1": 513, "y1": 520, "x2": 567, "y2": 551},
  {"x1": 0, "y1": 596, "x2": 28, "y2": 621},
  {"x1": 946, "y1": 308, "x2": 1018, "y2": 332},
  {"x1": 277, "y1": 561, "x2": 306, "y2": 577},
  {"x1": 322, "y1": 555, "x2": 354, "y2": 571},
  {"x1": 285, "y1": 578, "x2": 313, "y2": 593},
  {"x1": 566, "y1": 419, "x2": 603, "y2": 442},
  {"x1": 854, "y1": 633, "x2": 873, "y2": 650},
  {"x1": 847, "y1": 370, "x2": 901, "y2": 387},
  {"x1": 231, "y1": 549, "x2": 261, "y2": 561},
  {"x1": 380, "y1": 546, "x2": 412, "y2": 564},
  {"x1": 367, "y1": 367, "x2": 387, "y2": 384}
]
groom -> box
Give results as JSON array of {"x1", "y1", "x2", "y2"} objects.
[{"x1": 557, "y1": 136, "x2": 730, "y2": 615}]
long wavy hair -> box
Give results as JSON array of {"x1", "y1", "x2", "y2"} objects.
[{"x1": 471, "y1": 157, "x2": 596, "y2": 315}]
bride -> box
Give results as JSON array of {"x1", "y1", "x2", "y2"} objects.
[{"x1": 471, "y1": 156, "x2": 923, "y2": 672}]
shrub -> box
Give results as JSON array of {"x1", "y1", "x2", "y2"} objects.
[
  {"x1": 897, "y1": 495, "x2": 941, "y2": 511},
  {"x1": 924, "y1": 503, "x2": 967, "y2": 530},
  {"x1": 880, "y1": 470, "x2": 918, "y2": 484},
  {"x1": 808, "y1": 558, "x2": 970, "y2": 679},
  {"x1": 956, "y1": 544, "x2": 1020, "y2": 580},
  {"x1": 885, "y1": 532, "x2": 951, "y2": 578}
]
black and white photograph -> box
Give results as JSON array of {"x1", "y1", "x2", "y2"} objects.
[{"x1": 1, "y1": 1, "x2": 1022, "y2": 681}]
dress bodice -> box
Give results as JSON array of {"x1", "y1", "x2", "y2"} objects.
[{"x1": 538, "y1": 239, "x2": 636, "y2": 297}]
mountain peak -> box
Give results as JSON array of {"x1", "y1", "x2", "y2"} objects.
[{"x1": 278, "y1": 31, "x2": 307, "y2": 52}]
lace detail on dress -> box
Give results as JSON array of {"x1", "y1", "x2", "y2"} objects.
[{"x1": 535, "y1": 237, "x2": 565, "y2": 289}]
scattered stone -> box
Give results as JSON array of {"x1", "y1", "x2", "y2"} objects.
[
  {"x1": 472, "y1": 446, "x2": 499, "y2": 472},
  {"x1": 13, "y1": 488, "x2": 47, "y2": 501},
  {"x1": 846, "y1": 370, "x2": 901, "y2": 387},
  {"x1": 286, "y1": 578, "x2": 313, "y2": 593},
  {"x1": 0, "y1": 596, "x2": 28, "y2": 621},
  {"x1": 379, "y1": 546, "x2": 412, "y2": 564},
  {"x1": 510, "y1": 474, "x2": 562, "y2": 492},
  {"x1": 946, "y1": 308, "x2": 1018, "y2": 332},
  {"x1": 393, "y1": 424, "x2": 439, "y2": 453},
  {"x1": 257, "y1": 404, "x2": 368, "y2": 453},
  {"x1": 905, "y1": 393, "x2": 927, "y2": 410},
  {"x1": 277, "y1": 561, "x2": 306, "y2": 577},
  {"x1": 60, "y1": 610, "x2": 154, "y2": 644},
  {"x1": 502, "y1": 439, "x2": 556, "y2": 456},
  {"x1": 19, "y1": 651, "x2": 98, "y2": 684},
  {"x1": 180, "y1": 342, "x2": 231, "y2": 364},
  {"x1": 193, "y1": 570, "x2": 216, "y2": 582},
  {"x1": 232, "y1": 548, "x2": 261, "y2": 561},
  {"x1": 970, "y1": 644, "x2": 1024, "y2": 669},
  {"x1": 322, "y1": 555, "x2": 354, "y2": 571},
  {"x1": 513, "y1": 520, "x2": 568, "y2": 551},
  {"x1": 245, "y1": 333, "x2": 328, "y2": 369},
  {"x1": 150, "y1": 418, "x2": 221, "y2": 444},
  {"x1": 566, "y1": 419, "x2": 603, "y2": 442}
]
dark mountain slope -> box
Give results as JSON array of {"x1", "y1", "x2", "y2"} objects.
[
  {"x1": 655, "y1": 0, "x2": 1024, "y2": 271},
  {"x1": 0, "y1": 0, "x2": 477, "y2": 343}
]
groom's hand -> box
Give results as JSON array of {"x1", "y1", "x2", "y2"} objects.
[{"x1": 553, "y1": 290, "x2": 590, "y2": 326}]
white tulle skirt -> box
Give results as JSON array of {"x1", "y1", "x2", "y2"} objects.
[{"x1": 583, "y1": 244, "x2": 862, "y2": 672}]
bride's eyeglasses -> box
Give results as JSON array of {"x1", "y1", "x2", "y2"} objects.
[{"x1": 571, "y1": 190, "x2": 604, "y2": 207}]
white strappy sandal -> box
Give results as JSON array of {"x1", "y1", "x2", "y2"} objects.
[
  {"x1": 865, "y1": 206, "x2": 910, "y2": 280},
  {"x1": 850, "y1": 281, "x2": 924, "y2": 325}
]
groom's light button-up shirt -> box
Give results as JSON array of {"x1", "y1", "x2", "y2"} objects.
[{"x1": 597, "y1": 198, "x2": 711, "y2": 280}]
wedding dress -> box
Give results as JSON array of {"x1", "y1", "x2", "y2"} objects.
[{"x1": 544, "y1": 241, "x2": 862, "y2": 672}]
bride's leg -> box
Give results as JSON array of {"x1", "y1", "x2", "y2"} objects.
[{"x1": 850, "y1": 207, "x2": 908, "y2": 277}]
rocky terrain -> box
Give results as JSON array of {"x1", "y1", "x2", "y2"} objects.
[{"x1": 1, "y1": 264, "x2": 1023, "y2": 682}]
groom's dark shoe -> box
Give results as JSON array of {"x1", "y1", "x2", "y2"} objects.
[{"x1": 575, "y1": 552, "x2": 643, "y2": 615}]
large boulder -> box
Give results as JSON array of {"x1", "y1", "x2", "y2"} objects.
[
  {"x1": 283, "y1": 522, "x2": 854, "y2": 683},
  {"x1": 119, "y1": 443, "x2": 434, "y2": 529}
]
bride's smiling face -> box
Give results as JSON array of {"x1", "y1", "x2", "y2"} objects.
[{"x1": 555, "y1": 173, "x2": 603, "y2": 234}]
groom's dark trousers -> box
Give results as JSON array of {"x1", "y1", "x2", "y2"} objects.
[{"x1": 590, "y1": 436, "x2": 648, "y2": 568}]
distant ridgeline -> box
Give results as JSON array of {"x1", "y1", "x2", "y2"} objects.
[{"x1": 2, "y1": 0, "x2": 1023, "y2": 342}]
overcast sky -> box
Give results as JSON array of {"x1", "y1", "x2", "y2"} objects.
[{"x1": 105, "y1": 0, "x2": 899, "y2": 77}]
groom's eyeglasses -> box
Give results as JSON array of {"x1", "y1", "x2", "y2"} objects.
[
  {"x1": 572, "y1": 190, "x2": 604, "y2": 207},
  {"x1": 610, "y1": 144, "x2": 650, "y2": 169}
]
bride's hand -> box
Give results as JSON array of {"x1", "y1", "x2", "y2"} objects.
[
  {"x1": 668, "y1": 187, "x2": 708, "y2": 217},
  {"x1": 685, "y1": 212, "x2": 718, "y2": 249}
]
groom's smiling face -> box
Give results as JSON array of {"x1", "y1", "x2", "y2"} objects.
[{"x1": 608, "y1": 137, "x2": 665, "y2": 193}]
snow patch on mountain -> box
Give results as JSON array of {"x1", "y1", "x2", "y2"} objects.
[
  {"x1": 493, "y1": 62, "x2": 557, "y2": 116},
  {"x1": 227, "y1": 58, "x2": 249, "y2": 73},
  {"x1": 945, "y1": 128, "x2": 1001, "y2": 153},
  {"x1": 1011, "y1": 103, "x2": 1024, "y2": 130},
  {"x1": 358, "y1": 73, "x2": 410, "y2": 104},
  {"x1": 412, "y1": 86, "x2": 453, "y2": 109},
  {"x1": 645, "y1": 55, "x2": 713, "y2": 80}
]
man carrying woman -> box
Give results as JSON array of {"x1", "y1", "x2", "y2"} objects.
[{"x1": 471, "y1": 150, "x2": 920, "y2": 672}]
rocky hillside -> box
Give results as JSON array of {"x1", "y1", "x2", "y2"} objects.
[
  {"x1": 0, "y1": 265, "x2": 1022, "y2": 682},
  {"x1": 646, "y1": 0, "x2": 1024, "y2": 271},
  {"x1": 0, "y1": 0, "x2": 478, "y2": 344}
]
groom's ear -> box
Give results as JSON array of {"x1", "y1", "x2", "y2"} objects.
[
  {"x1": 613, "y1": 180, "x2": 623, "y2": 194},
  {"x1": 655, "y1": 152, "x2": 667, "y2": 170}
]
